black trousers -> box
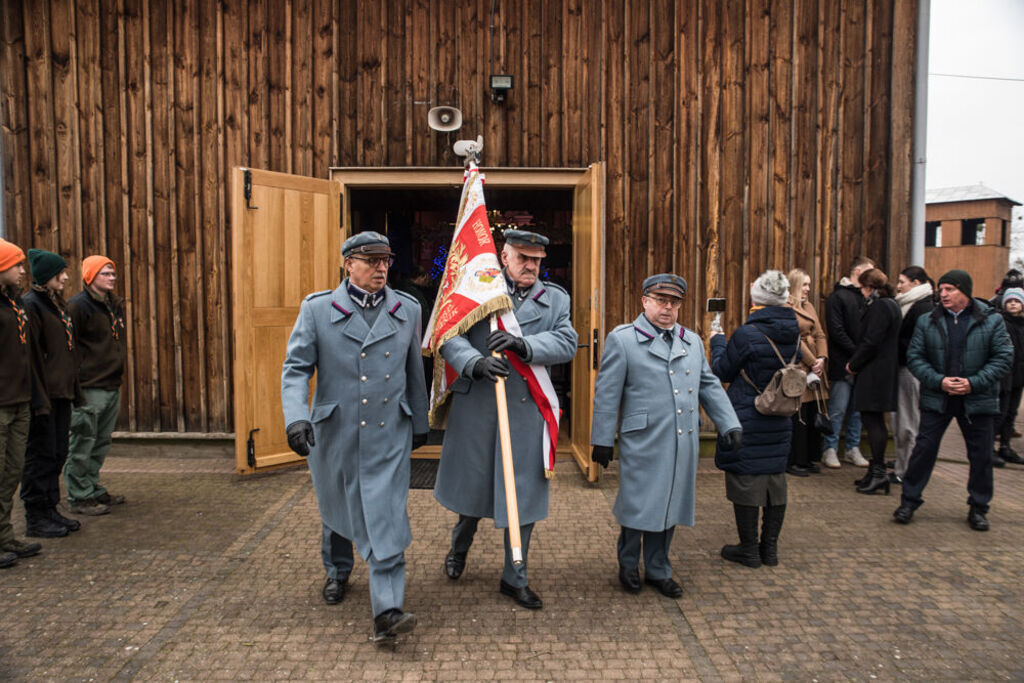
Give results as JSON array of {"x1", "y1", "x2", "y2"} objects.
[
  {"x1": 996, "y1": 385, "x2": 1023, "y2": 448},
  {"x1": 901, "y1": 409, "x2": 994, "y2": 513},
  {"x1": 860, "y1": 411, "x2": 888, "y2": 467},
  {"x1": 789, "y1": 402, "x2": 821, "y2": 467},
  {"x1": 21, "y1": 398, "x2": 72, "y2": 514}
]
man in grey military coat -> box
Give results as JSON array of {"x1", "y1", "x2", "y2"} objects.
[
  {"x1": 281, "y1": 231, "x2": 429, "y2": 644},
  {"x1": 591, "y1": 274, "x2": 742, "y2": 597},
  {"x1": 434, "y1": 230, "x2": 577, "y2": 610}
]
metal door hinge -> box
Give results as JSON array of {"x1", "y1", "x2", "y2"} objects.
[
  {"x1": 243, "y1": 170, "x2": 258, "y2": 210},
  {"x1": 247, "y1": 428, "x2": 260, "y2": 467}
]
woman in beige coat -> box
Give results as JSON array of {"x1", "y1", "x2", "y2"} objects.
[{"x1": 786, "y1": 269, "x2": 832, "y2": 474}]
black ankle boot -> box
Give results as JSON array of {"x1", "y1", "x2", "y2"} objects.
[
  {"x1": 721, "y1": 504, "x2": 762, "y2": 568},
  {"x1": 759, "y1": 504, "x2": 786, "y2": 566},
  {"x1": 856, "y1": 463, "x2": 890, "y2": 495}
]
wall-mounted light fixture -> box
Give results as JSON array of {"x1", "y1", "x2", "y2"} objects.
[{"x1": 489, "y1": 74, "x2": 513, "y2": 104}]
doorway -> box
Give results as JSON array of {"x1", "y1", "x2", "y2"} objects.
[
  {"x1": 331, "y1": 166, "x2": 605, "y2": 481},
  {"x1": 347, "y1": 185, "x2": 575, "y2": 450}
]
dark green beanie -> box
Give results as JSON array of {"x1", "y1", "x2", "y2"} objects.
[
  {"x1": 938, "y1": 269, "x2": 973, "y2": 300},
  {"x1": 27, "y1": 249, "x2": 68, "y2": 286}
]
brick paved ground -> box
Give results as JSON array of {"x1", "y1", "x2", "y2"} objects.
[{"x1": 2, "y1": 431, "x2": 1023, "y2": 681}]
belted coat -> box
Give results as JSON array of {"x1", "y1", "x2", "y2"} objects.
[
  {"x1": 434, "y1": 280, "x2": 577, "y2": 528},
  {"x1": 281, "y1": 281, "x2": 429, "y2": 561},
  {"x1": 591, "y1": 314, "x2": 740, "y2": 531}
]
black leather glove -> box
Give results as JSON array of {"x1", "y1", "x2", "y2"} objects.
[
  {"x1": 471, "y1": 356, "x2": 511, "y2": 382},
  {"x1": 719, "y1": 429, "x2": 742, "y2": 452},
  {"x1": 487, "y1": 330, "x2": 528, "y2": 358},
  {"x1": 591, "y1": 445, "x2": 614, "y2": 468},
  {"x1": 286, "y1": 420, "x2": 315, "y2": 457},
  {"x1": 412, "y1": 432, "x2": 428, "y2": 450}
]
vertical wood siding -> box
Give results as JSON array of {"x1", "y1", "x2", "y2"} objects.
[{"x1": 0, "y1": 0, "x2": 917, "y2": 433}]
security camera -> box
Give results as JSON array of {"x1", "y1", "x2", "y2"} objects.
[{"x1": 428, "y1": 106, "x2": 462, "y2": 132}]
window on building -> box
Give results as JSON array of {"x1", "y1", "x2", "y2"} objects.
[
  {"x1": 961, "y1": 218, "x2": 985, "y2": 245},
  {"x1": 925, "y1": 221, "x2": 941, "y2": 247},
  {"x1": 1002, "y1": 219, "x2": 1008, "y2": 247}
]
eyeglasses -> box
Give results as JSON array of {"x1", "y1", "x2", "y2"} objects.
[
  {"x1": 349, "y1": 256, "x2": 393, "y2": 268},
  {"x1": 645, "y1": 294, "x2": 682, "y2": 309}
]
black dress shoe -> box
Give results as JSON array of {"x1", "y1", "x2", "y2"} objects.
[
  {"x1": 322, "y1": 577, "x2": 346, "y2": 604},
  {"x1": 25, "y1": 516, "x2": 68, "y2": 538},
  {"x1": 372, "y1": 608, "x2": 417, "y2": 643},
  {"x1": 999, "y1": 447, "x2": 1024, "y2": 465},
  {"x1": 49, "y1": 508, "x2": 81, "y2": 532},
  {"x1": 785, "y1": 464, "x2": 810, "y2": 477},
  {"x1": 892, "y1": 504, "x2": 914, "y2": 524},
  {"x1": 805, "y1": 462, "x2": 821, "y2": 474},
  {"x1": 644, "y1": 576, "x2": 683, "y2": 598},
  {"x1": 499, "y1": 580, "x2": 543, "y2": 609},
  {"x1": 967, "y1": 508, "x2": 989, "y2": 531},
  {"x1": 444, "y1": 548, "x2": 467, "y2": 580},
  {"x1": 618, "y1": 565, "x2": 641, "y2": 593}
]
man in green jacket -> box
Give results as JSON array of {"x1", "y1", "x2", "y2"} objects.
[{"x1": 894, "y1": 270, "x2": 1012, "y2": 531}]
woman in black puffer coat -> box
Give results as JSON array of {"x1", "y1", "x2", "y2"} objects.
[
  {"x1": 847, "y1": 268, "x2": 901, "y2": 494},
  {"x1": 710, "y1": 270, "x2": 800, "y2": 568}
]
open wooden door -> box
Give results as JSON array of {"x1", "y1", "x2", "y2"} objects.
[
  {"x1": 230, "y1": 168, "x2": 344, "y2": 474},
  {"x1": 569, "y1": 162, "x2": 605, "y2": 482}
]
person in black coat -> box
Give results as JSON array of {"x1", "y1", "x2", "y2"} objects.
[
  {"x1": 995, "y1": 288, "x2": 1024, "y2": 465},
  {"x1": 822, "y1": 256, "x2": 876, "y2": 467},
  {"x1": 710, "y1": 270, "x2": 800, "y2": 568},
  {"x1": 846, "y1": 268, "x2": 901, "y2": 494},
  {"x1": 21, "y1": 249, "x2": 83, "y2": 538}
]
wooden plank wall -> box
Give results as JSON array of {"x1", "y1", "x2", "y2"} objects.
[{"x1": 0, "y1": 0, "x2": 917, "y2": 433}]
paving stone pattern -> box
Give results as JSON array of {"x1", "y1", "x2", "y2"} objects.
[{"x1": 1, "y1": 432, "x2": 1023, "y2": 680}]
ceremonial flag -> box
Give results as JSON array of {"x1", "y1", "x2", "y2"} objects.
[
  {"x1": 422, "y1": 164, "x2": 563, "y2": 476},
  {"x1": 422, "y1": 164, "x2": 513, "y2": 426}
]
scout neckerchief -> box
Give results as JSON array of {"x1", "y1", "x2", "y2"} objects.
[
  {"x1": 3, "y1": 289, "x2": 27, "y2": 345},
  {"x1": 33, "y1": 284, "x2": 74, "y2": 351},
  {"x1": 87, "y1": 285, "x2": 121, "y2": 340}
]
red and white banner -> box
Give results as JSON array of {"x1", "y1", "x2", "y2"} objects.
[
  {"x1": 422, "y1": 164, "x2": 513, "y2": 423},
  {"x1": 495, "y1": 312, "x2": 561, "y2": 476},
  {"x1": 423, "y1": 163, "x2": 560, "y2": 475}
]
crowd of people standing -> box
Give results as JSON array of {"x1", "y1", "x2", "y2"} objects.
[{"x1": 0, "y1": 239, "x2": 127, "y2": 570}]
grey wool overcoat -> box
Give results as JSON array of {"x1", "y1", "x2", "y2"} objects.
[
  {"x1": 591, "y1": 314, "x2": 740, "y2": 531},
  {"x1": 281, "y1": 281, "x2": 429, "y2": 561},
  {"x1": 434, "y1": 280, "x2": 577, "y2": 527}
]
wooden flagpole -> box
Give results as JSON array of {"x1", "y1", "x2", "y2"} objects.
[{"x1": 490, "y1": 315, "x2": 523, "y2": 565}]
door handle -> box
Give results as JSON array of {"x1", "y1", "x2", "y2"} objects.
[{"x1": 592, "y1": 328, "x2": 600, "y2": 369}]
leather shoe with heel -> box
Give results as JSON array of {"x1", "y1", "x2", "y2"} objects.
[
  {"x1": 372, "y1": 608, "x2": 417, "y2": 643},
  {"x1": 322, "y1": 577, "x2": 346, "y2": 604},
  {"x1": 499, "y1": 580, "x2": 543, "y2": 609},
  {"x1": 892, "y1": 504, "x2": 914, "y2": 524},
  {"x1": 618, "y1": 565, "x2": 641, "y2": 593},
  {"x1": 644, "y1": 576, "x2": 683, "y2": 598},
  {"x1": 444, "y1": 549, "x2": 467, "y2": 580},
  {"x1": 967, "y1": 508, "x2": 989, "y2": 531}
]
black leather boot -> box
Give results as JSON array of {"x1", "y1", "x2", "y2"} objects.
[
  {"x1": 721, "y1": 504, "x2": 762, "y2": 568},
  {"x1": 25, "y1": 510, "x2": 68, "y2": 538},
  {"x1": 759, "y1": 504, "x2": 786, "y2": 566},
  {"x1": 856, "y1": 462, "x2": 890, "y2": 495}
]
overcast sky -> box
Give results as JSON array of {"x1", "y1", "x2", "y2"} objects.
[{"x1": 927, "y1": 0, "x2": 1024, "y2": 248}]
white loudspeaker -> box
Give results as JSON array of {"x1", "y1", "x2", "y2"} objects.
[{"x1": 428, "y1": 106, "x2": 462, "y2": 132}]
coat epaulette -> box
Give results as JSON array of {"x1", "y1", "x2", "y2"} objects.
[
  {"x1": 542, "y1": 281, "x2": 568, "y2": 296},
  {"x1": 611, "y1": 323, "x2": 633, "y2": 334},
  {"x1": 304, "y1": 289, "x2": 332, "y2": 302},
  {"x1": 392, "y1": 289, "x2": 422, "y2": 310}
]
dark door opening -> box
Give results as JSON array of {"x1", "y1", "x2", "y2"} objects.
[{"x1": 347, "y1": 187, "x2": 577, "y2": 447}]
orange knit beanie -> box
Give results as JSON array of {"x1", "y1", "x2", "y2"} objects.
[
  {"x1": 0, "y1": 238, "x2": 26, "y2": 273},
  {"x1": 82, "y1": 255, "x2": 115, "y2": 286}
]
